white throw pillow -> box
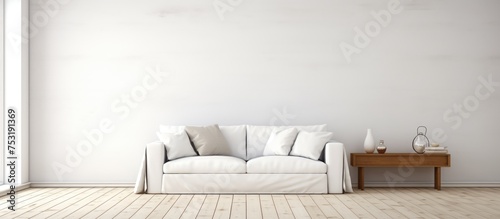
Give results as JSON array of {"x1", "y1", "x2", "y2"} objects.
[
  {"x1": 184, "y1": 124, "x2": 231, "y2": 156},
  {"x1": 246, "y1": 124, "x2": 328, "y2": 160},
  {"x1": 263, "y1": 128, "x2": 299, "y2": 156},
  {"x1": 157, "y1": 131, "x2": 197, "y2": 160},
  {"x1": 290, "y1": 131, "x2": 333, "y2": 160}
]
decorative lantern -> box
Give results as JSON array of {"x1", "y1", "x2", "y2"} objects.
[{"x1": 412, "y1": 126, "x2": 429, "y2": 154}]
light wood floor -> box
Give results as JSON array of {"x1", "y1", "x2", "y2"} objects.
[{"x1": 0, "y1": 188, "x2": 499, "y2": 218}]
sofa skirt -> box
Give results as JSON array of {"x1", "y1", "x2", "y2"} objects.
[{"x1": 161, "y1": 174, "x2": 327, "y2": 193}]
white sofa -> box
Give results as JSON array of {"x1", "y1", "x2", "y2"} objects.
[{"x1": 134, "y1": 125, "x2": 352, "y2": 194}]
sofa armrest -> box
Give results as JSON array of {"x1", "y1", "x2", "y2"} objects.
[
  {"x1": 146, "y1": 141, "x2": 165, "y2": 193},
  {"x1": 325, "y1": 141, "x2": 344, "y2": 193}
]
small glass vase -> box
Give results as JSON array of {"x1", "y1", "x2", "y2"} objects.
[
  {"x1": 377, "y1": 140, "x2": 387, "y2": 154},
  {"x1": 412, "y1": 126, "x2": 429, "y2": 154}
]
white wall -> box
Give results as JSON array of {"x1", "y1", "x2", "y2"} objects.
[{"x1": 30, "y1": 0, "x2": 500, "y2": 185}]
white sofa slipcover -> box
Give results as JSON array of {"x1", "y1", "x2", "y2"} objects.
[
  {"x1": 163, "y1": 156, "x2": 246, "y2": 174},
  {"x1": 135, "y1": 125, "x2": 353, "y2": 194},
  {"x1": 246, "y1": 156, "x2": 326, "y2": 174}
]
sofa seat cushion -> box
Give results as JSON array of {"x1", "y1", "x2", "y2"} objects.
[
  {"x1": 246, "y1": 156, "x2": 326, "y2": 174},
  {"x1": 163, "y1": 156, "x2": 246, "y2": 174}
]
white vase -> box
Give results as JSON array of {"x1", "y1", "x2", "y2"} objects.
[{"x1": 364, "y1": 129, "x2": 375, "y2": 153}]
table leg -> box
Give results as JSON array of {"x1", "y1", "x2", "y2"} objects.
[
  {"x1": 434, "y1": 167, "x2": 441, "y2": 190},
  {"x1": 358, "y1": 167, "x2": 364, "y2": 190}
]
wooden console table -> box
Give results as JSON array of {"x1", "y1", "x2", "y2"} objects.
[{"x1": 350, "y1": 153, "x2": 451, "y2": 190}]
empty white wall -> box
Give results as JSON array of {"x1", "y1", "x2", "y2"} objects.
[{"x1": 30, "y1": 0, "x2": 500, "y2": 185}]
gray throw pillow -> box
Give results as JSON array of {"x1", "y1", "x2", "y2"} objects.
[{"x1": 185, "y1": 124, "x2": 231, "y2": 156}]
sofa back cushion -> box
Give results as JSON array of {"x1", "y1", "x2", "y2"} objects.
[
  {"x1": 219, "y1": 125, "x2": 246, "y2": 160},
  {"x1": 159, "y1": 125, "x2": 246, "y2": 160},
  {"x1": 246, "y1": 124, "x2": 327, "y2": 160}
]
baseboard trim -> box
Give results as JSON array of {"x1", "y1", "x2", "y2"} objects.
[
  {"x1": 30, "y1": 183, "x2": 135, "y2": 188},
  {"x1": 354, "y1": 182, "x2": 500, "y2": 188},
  {"x1": 23, "y1": 182, "x2": 500, "y2": 188}
]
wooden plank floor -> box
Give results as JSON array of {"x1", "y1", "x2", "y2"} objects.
[{"x1": 0, "y1": 188, "x2": 499, "y2": 218}]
